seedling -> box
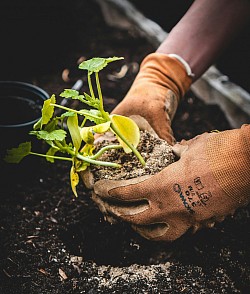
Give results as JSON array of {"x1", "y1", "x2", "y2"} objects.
[{"x1": 4, "y1": 57, "x2": 145, "y2": 196}]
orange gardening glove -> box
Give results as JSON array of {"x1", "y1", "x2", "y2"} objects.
[
  {"x1": 90, "y1": 125, "x2": 250, "y2": 242},
  {"x1": 112, "y1": 53, "x2": 192, "y2": 145}
]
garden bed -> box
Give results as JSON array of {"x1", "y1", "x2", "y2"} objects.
[{"x1": 0, "y1": 1, "x2": 249, "y2": 293}]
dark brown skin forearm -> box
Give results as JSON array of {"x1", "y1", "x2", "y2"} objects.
[{"x1": 157, "y1": 0, "x2": 250, "y2": 81}]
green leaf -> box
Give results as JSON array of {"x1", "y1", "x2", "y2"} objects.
[
  {"x1": 41, "y1": 95, "x2": 56, "y2": 128},
  {"x1": 78, "y1": 109, "x2": 106, "y2": 124},
  {"x1": 67, "y1": 114, "x2": 82, "y2": 152},
  {"x1": 70, "y1": 165, "x2": 79, "y2": 197},
  {"x1": 60, "y1": 89, "x2": 85, "y2": 102},
  {"x1": 60, "y1": 89, "x2": 79, "y2": 98},
  {"x1": 33, "y1": 117, "x2": 42, "y2": 130},
  {"x1": 4, "y1": 142, "x2": 31, "y2": 163},
  {"x1": 33, "y1": 95, "x2": 56, "y2": 131},
  {"x1": 78, "y1": 57, "x2": 124, "y2": 74},
  {"x1": 60, "y1": 111, "x2": 76, "y2": 118},
  {"x1": 82, "y1": 93, "x2": 100, "y2": 109},
  {"x1": 29, "y1": 130, "x2": 67, "y2": 141},
  {"x1": 110, "y1": 114, "x2": 140, "y2": 153},
  {"x1": 44, "y1": 118, "x2": 58, "y2": 132},
  {"x1": 61, "y1": 91, "x2": 100, "y2": 109},
  {"x1": 46, "y1": 147, "x2": 59, "y2": 163}
]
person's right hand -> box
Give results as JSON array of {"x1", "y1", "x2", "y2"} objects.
[
  {"x1": 112, "y1": 53, "x2": 192, "y2": 145},
  {"x1": 86, "y1": 125, "x2": 250, "y2": 242}
]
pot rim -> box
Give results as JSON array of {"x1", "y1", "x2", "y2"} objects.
[{"x1": 0, "y1": 81, "x2": 49, "y2": 128}]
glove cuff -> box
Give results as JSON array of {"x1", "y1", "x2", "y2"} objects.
[
  {"x1": 168, "y1": 54, "x2": 195, "y2": 78},
  {"x1": 140, "y1": 53, "x2": 192, "y2": 98},
  {"x1": 207, "y1": 124, "x2": 250, "y2": 206}
]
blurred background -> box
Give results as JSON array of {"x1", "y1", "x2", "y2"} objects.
[{"x1": 0, "y1": 0, "x2": 249, "y2": 92}]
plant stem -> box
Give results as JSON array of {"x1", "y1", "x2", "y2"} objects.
[
  {"x1": 110, "y1": 122, "x2": 146, "y2": 166},
  {"x1": 88, "y1": 73, "x2": 95, "y2": 99},
  {"x1": 29, "y1": 152, "x2": 72, "y2": 161},
  {"x1": 90, "y1": 144, "x2": 122, "y2": 160},
  {"x1": 80, "y1": 117, "x2": 87, "y2": 128},
  {"x1": 30, "y1": 148, "x2": 121, "y2": 168},
  {"x1": 95, "y1": 73, "x2": 103, "y2": 113},
  {"x1": 64, "y1": 145, "x2": 121, "y2": 168},
  {"x1": 76, "y1": 153, "x2": 121, "y2": 168},
  {"x1": 95, "y1": 72, "x2": 110, "y2": 121},
  {"x1": 50, "y1": 104, "x2": 103, "y2": 121}
]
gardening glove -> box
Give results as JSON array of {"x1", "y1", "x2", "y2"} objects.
[
  {"x1": 91, "y1": 125, "x2": 250, "y2": 241},
  {"x1": 112, "y1": 53, "x2": 192, "y2": 145}
]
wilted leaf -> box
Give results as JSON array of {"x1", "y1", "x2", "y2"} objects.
[
  {"x1": 80, "y1": 127, "x2": 94, "y2": 144},
  {"x1": 80, "y1": 143, "x2": 95, "y2": 157},
  {"x1": 80, "y1": 121, "x2": 111, "y2": 144},
  {"x1": 70, "y1": 165, "x2": 79, "y2": 197}
]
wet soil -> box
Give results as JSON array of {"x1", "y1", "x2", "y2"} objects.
[{"x1": 0, "y1": 1, "x2": 249, "y2": 293}]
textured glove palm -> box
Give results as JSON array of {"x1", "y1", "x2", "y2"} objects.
[{"x1": 91, "y1": 125, "x2": 250, "y2": 241}]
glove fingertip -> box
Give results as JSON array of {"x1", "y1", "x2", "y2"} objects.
[
  {"x1": 129, "y1": 115, "x2": 158, "y2": 137},
  {"x1": 80, "y1": 169, "x2": 94, "y2": 189},
  {"x1": 172, "y1": 143, "x2": 188, "y2": 157}
]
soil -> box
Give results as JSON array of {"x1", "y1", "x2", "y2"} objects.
[
  {"x1": 91, "y1": 130, "x2": 175, "y2": 181},
  {"x1": 0, "y1": 1, "x2": 249, "y2": 293}
]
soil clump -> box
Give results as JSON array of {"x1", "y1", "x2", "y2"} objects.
[{"x1": 91, "y1": 130, "x2": 175, "y2": 181}]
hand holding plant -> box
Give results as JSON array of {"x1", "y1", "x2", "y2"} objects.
[{"x1": 5, "y1": 57, "x2": 145, "y2": 196}]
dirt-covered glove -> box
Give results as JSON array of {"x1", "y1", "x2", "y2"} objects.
[
  {"x1": 112, "y1": 53, "x2": 192, "y2": 145},
  {"x1": 90, "y1": 125, "x2": 250, "y2": 241}
]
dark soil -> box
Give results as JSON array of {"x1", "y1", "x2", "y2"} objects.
[{"x1": 1, "y1": 1, "x2": 249, "y2": 293}]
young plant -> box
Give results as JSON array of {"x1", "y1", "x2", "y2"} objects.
[{"x1": 4, "y1": 57, "x2": 145, "y2": 196}]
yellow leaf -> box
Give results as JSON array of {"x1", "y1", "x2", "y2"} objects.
[
  {"x1": 92, "y1": 121, "x2": 111, "y2": 133},
  {"x1": 110, "y1": 114, "x2": 140, "y2": 153},
  {"x1": 70, "y1": 165, "x2": 79, "y2": 197},
  {"x1": 80, "y1": 127, "x2": 94, "y2": 144},
  {"x1": 74, "y1": 157, "x2": 90, "y2": 172},
  {"x1": 67, "y1": 114, "x2": 82, "y2": 152},
  {"x1": 80, "y1": 122, "x2": 111, "y2": 144},
  {"x1": 80, "y1": 143, "x2": 95, "y2": 156}
]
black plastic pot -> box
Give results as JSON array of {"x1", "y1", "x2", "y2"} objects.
[
  {"x1": 0, "y1": 81, "x2": 49, "y2": 184},
  {"x1": 0, "y1": 81, "x2": 49, "y2": 154}
]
